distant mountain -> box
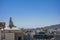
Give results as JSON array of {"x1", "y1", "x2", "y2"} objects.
[{"x1": 43, "y1": 24, "x2": 60, "y2": 29}]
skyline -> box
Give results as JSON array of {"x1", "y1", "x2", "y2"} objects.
[{"x1": 0, "y1": 0, "x2": 60, "y2": 28}]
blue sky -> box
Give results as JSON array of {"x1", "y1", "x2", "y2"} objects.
[{"x1": 0, "y1": 0, "x2": 60, "y2": 28}]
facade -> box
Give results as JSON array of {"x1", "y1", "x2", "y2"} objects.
[
  {"x1": 55, "y1": 29, "x2": 60, "y2": 40},
  {"x1": 5, "y1": 32, "x2": 15, "y2": 40},
  {"x1": 0, "y1": 28, "x2": 25, "y2": 40}
]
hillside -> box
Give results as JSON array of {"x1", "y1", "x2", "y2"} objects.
[{"x1": 43, "y1": 24, "x2": 60, "y2": 29}]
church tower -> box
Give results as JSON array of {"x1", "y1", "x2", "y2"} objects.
[{"x1": 9, "y1": 17, "x2": 16, "y2": 28}]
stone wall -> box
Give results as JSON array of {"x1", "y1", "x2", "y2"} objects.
[{"x1": 5, "y1": 32, "x2": 15, "y2": 40}]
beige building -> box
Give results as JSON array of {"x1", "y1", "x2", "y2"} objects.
[
  {"x1": 0, "y1": 17, "x2": 26, "y2": 40},
  {"x1": 0, "y1": 27, "x2": 25, "y2": 40}
]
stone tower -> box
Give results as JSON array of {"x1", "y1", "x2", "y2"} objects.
[{"x1": 9, "y1": 17, "x2": 16, "y2": 28}]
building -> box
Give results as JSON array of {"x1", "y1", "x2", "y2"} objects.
[
  {"x1": 0, "y1": 17, "x2": 25, "y2": 40},
  {"x1": 55, "y1": 29, "x2": 60, "y2": 40}
]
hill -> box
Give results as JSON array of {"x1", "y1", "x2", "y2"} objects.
[{"x1": 43, "y1": 24, "x2": 60, "y2": 29}]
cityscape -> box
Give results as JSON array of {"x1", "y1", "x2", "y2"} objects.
[
  {"x1": 0, "y1": 17, "x2": 60, "y2": 40},
  {"x1": 0, "y1": 0, "x2": 60, "y2": 40}
]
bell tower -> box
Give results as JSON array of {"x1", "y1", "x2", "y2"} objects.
[{"x1": 9, "y1": 17, "x2": 16, "y2": 28}]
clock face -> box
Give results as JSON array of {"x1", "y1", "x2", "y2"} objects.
[{"x1": 0, "y1": 22, "x2": 5, "y2": 29}]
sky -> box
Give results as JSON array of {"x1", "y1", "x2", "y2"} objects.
[{"x1": 0, "y1": 0, "x2": 60, "y2": 28}]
